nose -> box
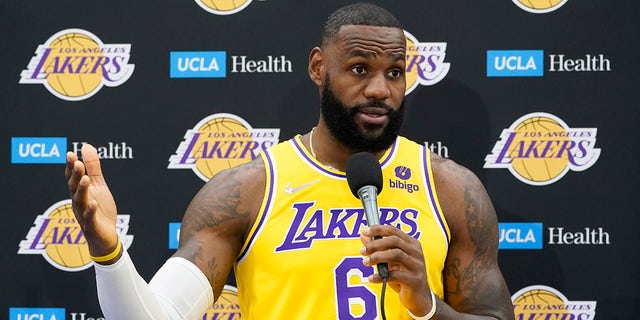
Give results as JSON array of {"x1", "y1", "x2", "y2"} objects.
[{"x1": 363, "y1": 73, "x2": 391, "y2": 101}]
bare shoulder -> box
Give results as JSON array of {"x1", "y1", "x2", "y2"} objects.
[
  {"x1": 429, "y1": 152, "x2": 497, "y2": 247},
  {"x1": 430, "y1": 153, "x2": 514, "y2": 319},
  {"x1": 174, "y1": 157, "x2": 267, "y2": 295},
  {"x1": 180, "y1": 157, "x2": 266, "y2": 239},
  {"x1": 176, "y1": 157, "x2": 266, "y2": 263}
]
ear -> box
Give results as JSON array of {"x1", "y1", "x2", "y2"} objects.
[{"x1": 308, "y1": 47, "x2": 324, "y2": 87}]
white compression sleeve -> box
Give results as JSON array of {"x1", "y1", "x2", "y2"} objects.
[{"x1": 94, "y1": 248, "x2": 214, "y2": 320}]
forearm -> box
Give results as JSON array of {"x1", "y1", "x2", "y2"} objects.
[
  {"x1": 422, "y1": 298, "x2": 514, "y2": 320},
  {"x1": 94, "y1": 247, "x2": 214, "y2": 320}
]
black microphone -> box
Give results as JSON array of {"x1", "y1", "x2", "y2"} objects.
[{"x1": 346, "y1": 152, "x2": 389, "y2": 279}]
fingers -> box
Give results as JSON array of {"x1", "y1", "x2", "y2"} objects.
[
  {"x1": 66, "y1": 144, "x2": 107, "y2": 195},
  {"x1": 71, "y1": 175, "x2": 92, "y2": 220},
  {"x1": 67, "y1": 158, "x2": 85, "y2": 196},
  {"x1": 361, "y1": 224, "x2": 410, "y2": 240},
  {"x1": 360, "y1": 225, "x2": 416, "y2": 255},
  {"x1": 81, "y1": 144, "x2": 107, "y2": 185},
  {"x1": 66, "y1": 147, "x2": 94, "y2": 224},
  {"x1": 360, "y1": 225, "x2": 426, "y2": 280},
  {"x1": 65, "y1": 151, "x2": 77, "y2": 180}
]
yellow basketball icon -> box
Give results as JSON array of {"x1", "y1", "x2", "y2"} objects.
[
  {"x1": 42, "y1": 202, "x2": 92, "y2": 271},
  {"x1": 404, "y1": 31, "x2": 420, "y2": 95},
  {"x1": 192, "y1": 115, "x2": 254, "y2": 179},
  {"x1": 513, "y1": 0, "x2": 568, "y2": 13},
  {"x1": 513, "y1": 288, "x2": 569, "y2": 317},
  {"x1": 204, "y1": 285, "x2": 240, "y2": 317},
  {"x1": 509, "y1": 116, "x2": 569, "y2": 184},
  {"x1": 44, "y1": 32, "x2": 104, "y2": 99},
  {"x1": 196, "y1": 0, "x2": 252, "y2": 15},
  {"x1": 403, "y1": 30, "x2": 449, "y2": 94}
]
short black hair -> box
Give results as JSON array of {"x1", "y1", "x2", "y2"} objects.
[{"x1": 321, "y1": 2, "x2": 403, "y2": 46}]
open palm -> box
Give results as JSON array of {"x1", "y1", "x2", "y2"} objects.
[{"x1": 66, "y1": 144, "x2": 119, "y2": 257}]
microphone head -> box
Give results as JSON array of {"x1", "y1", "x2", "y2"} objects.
[{"x1": 345, "y1": 152, "x2": 383, "y2": 198}]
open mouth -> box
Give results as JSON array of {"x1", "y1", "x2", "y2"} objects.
[{"x1": 355, "y1": 107, "x2": 390, "y2": 124}]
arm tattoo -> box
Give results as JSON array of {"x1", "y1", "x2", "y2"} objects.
[
  {"x1": 177, "y1": 160, "x2": 263, "y2": 285},
  {"x1": 182, "y1": 160, "x2": 262, "y2": 234},
  {"x1": 445, "y1": 170, "x2": 499, "y2": 310}
]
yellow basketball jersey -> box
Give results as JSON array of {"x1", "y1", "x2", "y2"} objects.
[{"x1": 234, "y1": 135, "x2": 451, "y2": 319}]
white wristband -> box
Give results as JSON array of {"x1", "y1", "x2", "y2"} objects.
[{"x1": 407, "y1": 289, "x2": 437, "y2": 320}]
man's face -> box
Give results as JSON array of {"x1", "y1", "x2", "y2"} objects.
[
  {"x1": 319, "y1": 25, "x2": 407, "y2": 153},
  {"x1": 321, "y1": 75, "x2": 404, "y2": 153}
]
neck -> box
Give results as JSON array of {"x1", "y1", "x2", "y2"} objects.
[
  {"x1": 306, "y1": 125, "x2": 387, "y2": 171},
  {"x1": 308, "y1": 126, "x2": 346, "y2": 171}
]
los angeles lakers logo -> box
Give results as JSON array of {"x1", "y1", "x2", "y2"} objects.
[
  {"x1": 512, "y1": 285, "x2": 596, "y2": 319},
  {"x1": 195, "y1": 0, "x2": 254, "y2": 15},
  {"x1": 512, "y1": 0, "x2": 568, "y2": 14},
  {"x1": 18, "y1": 200, "x2": 134, "y2": 272},
  {"x1": 484, "y1": 112, "x2": 600, "y2": 186},
  {"x1": 404, "y1": 30, "x2": 450, "y2": 95},
  {"x1": 202, "y1": 285, "x2": 241, "y2": 319},
  {"x1": 168, "y1": 113, "x2": 280, "y2": 181},
  {"x1": 19, "y1": 29, "x2": 134, "y2": 101}
]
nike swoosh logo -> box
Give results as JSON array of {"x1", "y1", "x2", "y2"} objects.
[{"x1": 285, "y1": 179, "x2": 321, "y2": 195}]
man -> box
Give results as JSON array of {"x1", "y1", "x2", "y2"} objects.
[{"x1": 66, "y1": 3, "x2": 515, "y2": 319}]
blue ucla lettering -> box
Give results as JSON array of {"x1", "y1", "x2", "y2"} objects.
[
  {"x1": 275, "y1": 202, "x2": 422, "y2": 252},
  {"x1": 9, "y1": 307, "x2": 66, "y2": 320}
]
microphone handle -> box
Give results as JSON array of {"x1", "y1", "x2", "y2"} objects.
[{"x1": 357, "y1": 186, "x2": 389, "y2": 279}]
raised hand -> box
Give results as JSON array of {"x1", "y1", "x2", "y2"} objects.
[
  {"x1": 65, "y1": 144, "x2": 120, "y2": 263},
  {"x1": 360, "y1": 225, "x2": 433, "y2": 317}
]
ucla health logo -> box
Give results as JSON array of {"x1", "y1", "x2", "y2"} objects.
[
  {"x1": 170, "y1": 51, "x2": 226, "y2": 78},
  {"x1": 487, "y1": 50, "x2": 544, "y2": 77},
  {"x1": 11, "y1": 137, "x2": 66, "y2": 164},
  {"x1": 499, "y1": 222, "x2": 543, "y2": 249},
  {"x1": 195, "y1": 0, "x2": 255, "y2": 15},
  {"x1": 10, "y1": 307, "x2": 66, "y2": 320},
  {"x1": 404, "y1": 30, "x2": 450, "y2": 95},
  {"x1": 168, "y1": 113, "x2": 280, "y2": 181},
  {"x1": 484, "y1": 112, "x2": 600, "y2": 186},
  {"x1": 512, "y1": 0, "x2": 568, "y2": 13},
  {"x1": 512, "y1": 285, "x2": 596, "y2": 319},
  {"x1": 18, "y1": 200, "x2": 134, "y2": 272},
  {"x1": 169, "y1": 222, "x2": 181, "y2": 249},
  {"x1": 19, "y1": 29, "x2": 134, "y2": 101}
]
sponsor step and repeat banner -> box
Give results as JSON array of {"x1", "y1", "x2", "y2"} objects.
[{"x1": 1, "y1": 0, "x2": 638, "y2": 319}]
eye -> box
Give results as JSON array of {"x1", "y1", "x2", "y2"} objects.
[
  {"x1": 351, "y1": 65, "x2": 366, "y2": 75},
  {"x1": 388, "y1": 69, "x2": 403, "y2": 78}
]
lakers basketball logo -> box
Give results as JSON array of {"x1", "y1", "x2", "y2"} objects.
[
  {"x1": 484, "y1": 112, "x2": 600, "y2": 186},
  {"x1": 195, "y1": 0, "x2": 254, "y2": 15},
  {"x1": 202, "y1": 285, "x2": 241, "y2": 319},
  {"x1": 19, "y1": 29, "x2": 134, "y2": 101},
  {"x1": 18, "y1": 200, "x2": 134, "y2": 272},
  {"x1": 404, "y1": 30, "x2": 450, "y2": 95},
  {"x1": 512, "y1": 285, "x2": 596, "y2": 319},
  {"x1": 168, "y1": 113, "x2": 280, "y2": 181},
  {"x1": 512, "y1": 0, "x2": 568, "y2": 13}
]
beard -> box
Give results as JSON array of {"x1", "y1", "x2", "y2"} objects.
[{"x1": 320, "y1": 76, "x2": 405, "y2": 153}]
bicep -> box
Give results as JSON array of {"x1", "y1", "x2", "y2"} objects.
[
  {"x1": 173, "y1": 159, "x2": 265, "y2": 298},
  {"x1": 437, "y1": 161, "x2": 513, "y2": 318}
]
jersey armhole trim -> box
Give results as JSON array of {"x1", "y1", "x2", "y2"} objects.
[
  {"x1": 421, "y1": 146, "x2": 452, "y2": 246},
  {"x1": 236, "y1": 148, "x2": 276, "y2": 264}
]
